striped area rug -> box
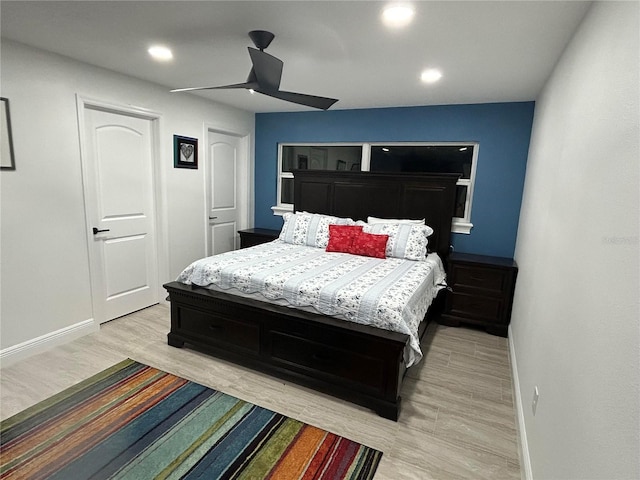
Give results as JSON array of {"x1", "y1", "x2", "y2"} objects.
[{"x1": 0, "y1": 359, "x2": 382, "y2": 479}]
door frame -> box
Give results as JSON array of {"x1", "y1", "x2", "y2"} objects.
[
  {"x1": 202, "y1": 123, "x2": 253, "y2": 256},
  {"x1": 76, "y1": 95, "x2": 167, "y2": 323}
]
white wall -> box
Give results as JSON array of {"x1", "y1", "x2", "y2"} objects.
[
  {"x1": 0, "y1": 40, "x2": 254, "y2": 352},
  {"x1": 511, "y1": 2, "x2": 639, "y2": 479}
]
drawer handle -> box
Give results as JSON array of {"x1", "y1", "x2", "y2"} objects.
[
  {"x1": 208, "y1": 324, "x2": 223, "y2": 330},
  {"x1": 470, "y1": 275, "x2": 486, "y2": 281}
]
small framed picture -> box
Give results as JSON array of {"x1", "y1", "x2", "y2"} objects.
[{"x1": 173, "y1": 135, "x2": 198, "y2": 169}]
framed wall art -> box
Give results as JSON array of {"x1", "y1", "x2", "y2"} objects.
[
  {"x1": 1, "y1": 97, "x2": 16, "y2": 170},
  {"x1": 173, "y1": 135, "x2": 198, "y2": 169}
]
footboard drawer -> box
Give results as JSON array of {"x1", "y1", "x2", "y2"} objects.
[
  {"x1": 176, "y1": 306, "x2": 260, "y2": 354},
  {"x1": 268, "y1": 331, "x2": 386, "y2": 393}
]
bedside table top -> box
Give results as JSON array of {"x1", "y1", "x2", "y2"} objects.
[
  {"x1": 238, "y1": 228, "x2": 281, "y2": 237},
  {"x1": 450, "y1": 252, "x2": 518, "y2": 269}
]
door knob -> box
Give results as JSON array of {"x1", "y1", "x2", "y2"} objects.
[{"x1": 92, "y1": 227, "x2": 110, "y2": 234}]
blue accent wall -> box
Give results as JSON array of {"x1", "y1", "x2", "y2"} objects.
[{"x1": 255, "y1": 102, "x2": 534, "y2": 258}]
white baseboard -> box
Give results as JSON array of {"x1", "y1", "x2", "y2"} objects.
[
  {"x1": 508, "y1": 324, "x2": 533, "y2": 480},
  {"x1": 0, "y1": 318, "x2": 98, "y2": 367}
]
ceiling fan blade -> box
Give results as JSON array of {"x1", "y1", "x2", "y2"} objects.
[
  {"x1": 259, "y1": 89, "x2": 339, "y2": 110},
  {"x1": 170, "y1": 81, "x2": 258, "y2": 93},
  {"x1": 248, "y1": 47, "x2": 283, "y2": 91}
]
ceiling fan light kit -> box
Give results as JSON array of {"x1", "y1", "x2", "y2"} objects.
[{"x1": 171, "y1": 30, "x2": 338, "y2": 110}]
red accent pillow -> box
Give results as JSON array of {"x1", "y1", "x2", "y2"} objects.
[
  {"x1": 349, "y1": 232, "x2": 389, "y2": 259},
  {"x1": 326, "y1": 225, "x2": 364, "y2": 253}
]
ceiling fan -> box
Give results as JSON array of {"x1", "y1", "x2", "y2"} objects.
[{"x1": 171, "y1": 30, "x2": 339, "y2": 110}]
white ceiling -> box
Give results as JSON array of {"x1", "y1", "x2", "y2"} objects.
[{"x1": 0, "y1": 1, "x2": 591, "y2": 113}]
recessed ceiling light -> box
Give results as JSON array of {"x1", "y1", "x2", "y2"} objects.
[
  {"x1": 382, "y1": 4, "x2": 415, "y2": 28},
  {"x1": 420, "y1": 68, "x2": 442, "y2": 84},
  {"x1": 148, "y1": 45, "x2": 173, "y2": 61}
]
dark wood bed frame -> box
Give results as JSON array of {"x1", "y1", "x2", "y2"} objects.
[{"x1": 164, "y1": 171, "x2": 458, "y2": 420}]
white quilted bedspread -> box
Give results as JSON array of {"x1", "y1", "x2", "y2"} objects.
[{"x1": 177, "y1": 241, "x2": 446, "y2": 366}]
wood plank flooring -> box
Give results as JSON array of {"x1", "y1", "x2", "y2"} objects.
[{"x1": 0, "y1": 304, "x2": 522, "y2": 479}]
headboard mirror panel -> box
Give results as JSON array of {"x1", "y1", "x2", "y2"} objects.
[{"x1": 292, "y1": 171, "x2": 459, "y2": 259}]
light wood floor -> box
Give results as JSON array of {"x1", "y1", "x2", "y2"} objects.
[{"x1": 0, "y1": 304, "x2": 521, "y2": 479}]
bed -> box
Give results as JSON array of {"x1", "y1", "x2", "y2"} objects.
[{"x1": 164, "y1": 171, "x2": 458, "y2": 420}]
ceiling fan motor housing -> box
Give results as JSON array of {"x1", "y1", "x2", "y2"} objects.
[{"x1": 248, "y1": 30, "x2": 275, "y2": 51}]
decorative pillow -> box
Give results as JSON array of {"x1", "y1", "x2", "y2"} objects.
[
  {"x1": 349, "y1": 232, "x2": 389, "y2": 259},
  {"x1": 279, "y1": 212, "x2": 354, "y2": 248},
  {"x1": 367, "y1": 216, "x2": 426, "y2": 225},
  {"x1": 326, "y1": 224, "x2": 363, "y2": 253},
  {"x1": 362, "y1": 223, "x2": 433, "y2": 261}
]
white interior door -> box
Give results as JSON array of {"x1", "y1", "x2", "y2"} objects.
[
  {"x1": 83, "y1": 106, "x2": 159, "y2": 323},
  {"x1": 207, "y1": 131, "x2": 241, "y2": 255}
]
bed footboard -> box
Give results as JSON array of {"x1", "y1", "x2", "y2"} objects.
[{"x1": 164, "y1": 281, "x2": 409, "y2": 420}]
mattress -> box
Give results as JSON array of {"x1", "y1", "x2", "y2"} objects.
[{"x1": 177, "y1": 241, "x2": 446, "y2": 366}]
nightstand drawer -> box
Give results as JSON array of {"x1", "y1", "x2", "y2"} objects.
[
  {"x1": 452, "y1": 264, "x2": 508, "y2": 294},
  {"x1": 448, "y1": 292, "x2": 504, "y2": 323}
]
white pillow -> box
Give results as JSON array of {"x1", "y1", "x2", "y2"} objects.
[
  {"x1": 367, "y1": 216, "x2": 425, "y2": 225},
  {"x1": 279, "y1": 212, "x2": 354, "y2": 248},
  {"x1": 362, "y1": 222, "x2": 433, "y2": 261}
]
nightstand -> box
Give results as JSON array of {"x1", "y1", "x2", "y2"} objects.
[
  {"x1": 238, "y1": 228, "x2": 280, "y2": 248},
  {"x1": 440, "y1": 252, "x2": 518, "y2": 337}
]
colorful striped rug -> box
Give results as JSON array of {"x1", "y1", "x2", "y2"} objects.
[{"x1": 0, "y1": 359, "x2": 382, "y2": 480}]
